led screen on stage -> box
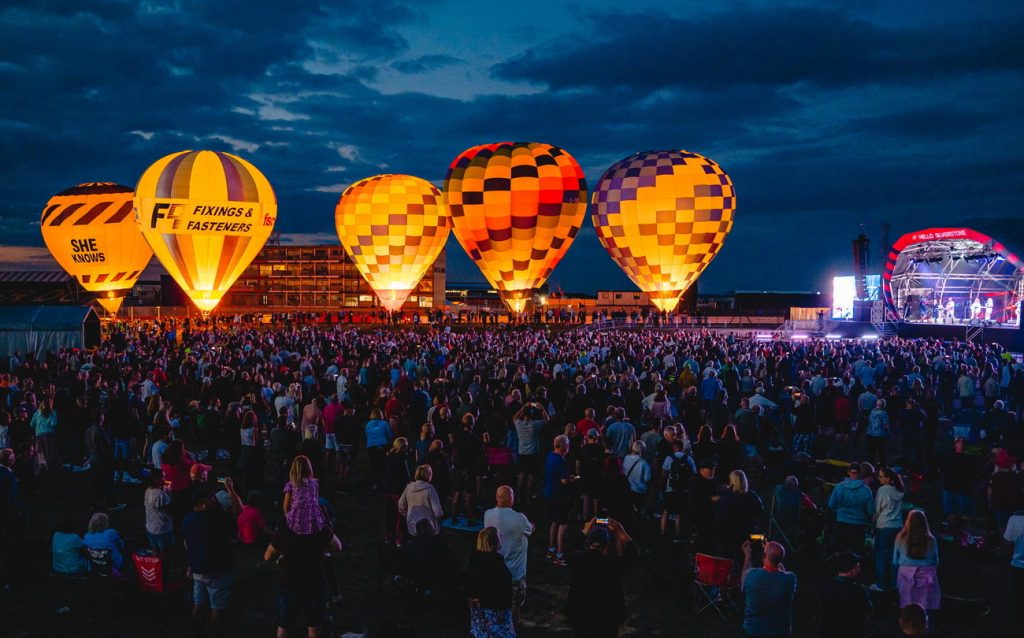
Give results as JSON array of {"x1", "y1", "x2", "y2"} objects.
[{"x1": 832, "y1": 275, "x2": 880, "y2": 319}]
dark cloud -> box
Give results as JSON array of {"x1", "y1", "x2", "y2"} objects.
[
  {"x1": 0, "y1": 1, "x2": 1021, "y2": 295},
  {"x1": 391, "y1": 54, "x2": 465, "y2": 74},
  {"x1": 492, "y1": 8, "x2": 1024, "y2": 91}
]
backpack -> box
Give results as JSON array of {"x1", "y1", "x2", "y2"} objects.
[{"x1": 668, "y1": 454, "x2": 693, "y2": 492}]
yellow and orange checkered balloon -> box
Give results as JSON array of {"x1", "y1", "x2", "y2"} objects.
[
  {"x1": 444, "y1": 142, "x2": 587, "y2": 313},
  {"x1": 592, "y1": 150, "x2": 735, "y2": 313},
  {"x1": 134, "y1": 150, "x2": 277, "y2": 314},
  {"x1": 41, "y1": 182, "x2": 154, "y2": 315},
  {"x1": 334, "y1": 174, "x2": 450, "y2": 312}
]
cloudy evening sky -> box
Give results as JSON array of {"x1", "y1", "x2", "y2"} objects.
[{"x1": 1, "y1": 0, "x2": 1022, "y2": 294}]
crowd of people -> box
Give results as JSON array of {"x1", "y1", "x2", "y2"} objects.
[{"x1": 1, "y1": 318, "x2": 1023, "y2": 637}]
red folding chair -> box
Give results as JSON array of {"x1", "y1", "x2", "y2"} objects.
[{"x1": 693, "y1": 553, "x2": 739, "y2": 620}]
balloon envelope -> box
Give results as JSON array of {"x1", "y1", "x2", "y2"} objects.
[
  {"x1": 591, "y1": 150, "x2": 735, "y2": 313},
  {"x1": 444, "y1": 142, "x2": 587, "y2": 313},
  {"x1": 134, "y1": 150, "x2": 277, "y2": 313},
  {"x1": 334, "y1": 174, "x2": 450, "y2": 312},
  {"x1": 40, "y1": 182, "x2": 153, "y2": 315}
]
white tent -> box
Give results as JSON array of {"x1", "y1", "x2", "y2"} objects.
[{"x1": 0, "y1": 305, "x2": 100, "y2": 360}]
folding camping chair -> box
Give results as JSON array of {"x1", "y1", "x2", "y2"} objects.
[
  {"x1": 85, "y1": 548, "x2": 127, "y2": 609},
  {"x1": 693, "y1": 553, "x2": 739, "y2": 620}
]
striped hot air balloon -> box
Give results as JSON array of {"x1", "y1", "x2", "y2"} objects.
[
  {"x1": 443, "y1": 142, "x2": 587, "y2": 313},
  {"x1": 40, "y1": 182, "x2": 153, "y2": 314},
  {"x1": 334, "y1": 174, "x2": 450, "y2": 312},
  {"x1": 134, "y1": 150, "x2": 277, "y2": 314}
]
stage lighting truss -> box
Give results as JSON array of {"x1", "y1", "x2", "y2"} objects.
[{"x1": 887, "y1": 236, "x2": 1023, "y2": 328}]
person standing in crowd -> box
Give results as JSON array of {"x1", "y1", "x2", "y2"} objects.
[
  {"x1": 565, "y1": 519, "x2": 637, "y2": 638},
  {"x1": 483, "y1": 486, "x2": 534, "y2": 621},
  {"x1": 942, "y1": 436, "x2": 978, "y2": 534},
  {"x1": 364, "y1": 408, "x2": 392, "y2": 492},
  {"x1": 716, "y1": 469, "x2": 764, "y2": 561},
  {"x1": 144, "y1": 468, "x2": 174, "y2": 556},
  {"x1": 865, "y1": 399, "x2": 892, "y2": 467},
  {"x1": 819, "y1": 552, "x2": 872, "y2": 638},
  {"x1": 828, "y1": 463, "x2": 875, "y2": 553},
  {"x1": 741, "y1": 540, "x2": 797, "y2": 638},
  {"x1": 30, "y1": 399, "x2": 59, "y2": 476},
  {"x1": 85, "y1": 411, "x2": 119, "y2": 511},
  {"x1": 894, "y1": 509, "x2": 941, "y2": 621},
  {"x1": 1002, "y1": 508, "x2": 1024, "y2": 622},
  {"x1": 264, "y1": 506, "x2": 342, "y2": 638},
  {"x1": 687, "y1": 457, "x2": 716, "y2": 550},
  {"x1": 622, "y1": 441, "x2": 651, "y2": 528},
  {"x1": 283, "y1": 455, "x2": 324, "y2": 535},
  {"x1": 398, "y1": 464, "x2": 444, "y2": 538},
  {"x1": 543, "y1": 435, "x2": 574, "y2": 566},
  {"x1": 873, "y1": 467, "x2": 905, "y2": 590},
  {"x1": 466, "y1": 526, "x2": 516, "y2": 638},
  {"x1": 604, "y1": 408, "x2": 636, "y2": 460},
  {"x1": 382, "y1": 437, "x2": 414, "y2": 546},
  {"x1": 183, "y1": 479, "x2": 242, "y2": 637},
  {"x1": 513, "y1": 402, "x2": 547, "y2": 503}
]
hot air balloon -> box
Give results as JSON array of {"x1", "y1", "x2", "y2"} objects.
[
  {"x1": 591, "y1": 150, "x2": 735, "y2": 313},
  {"x1": 444, "y1": 142, "x2": 587, "y2": 313},
  {"x1": 334, "y1": 174, "x2": 450, "y2": 312},
  {"x1": 40, "y1": 182, "x2": 153, "y2": 314},
  {"x1": 134, "y1": 150, "x2": 277, "y2": 314}
]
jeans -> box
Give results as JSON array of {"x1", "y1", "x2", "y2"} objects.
[{"x1": 874, "y1": 527, "x2": 899, "y2": 588}]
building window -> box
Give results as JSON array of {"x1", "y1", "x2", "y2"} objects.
[{"x1": 419, "y1": 297, "x2": 433, "y2": 308}]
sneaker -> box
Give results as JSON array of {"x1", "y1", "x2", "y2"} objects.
[
  {"x1": 868, "y1": 584, "x2": 884, "y2": 592},
  {"x1": 552, "y1": 555, "x2": 568, "y2": 567},
  {"x1": 114, "y1": 472, "x2": 123, "y2": 482},
  {"x1": 545, "y1": 548, "x2": 557, "y2": 560}
]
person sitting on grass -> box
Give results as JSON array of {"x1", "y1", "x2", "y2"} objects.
[
  {"x1": 51, "y1": 518, "x2": 87, "y2": 576},
  {"x1": 83, "y1": 512, "x2": 125, "y2": 574}
]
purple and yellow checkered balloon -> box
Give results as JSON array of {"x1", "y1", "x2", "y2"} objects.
[{"x1": 592, "y1": 150, "x2": 735, "y2": 313}]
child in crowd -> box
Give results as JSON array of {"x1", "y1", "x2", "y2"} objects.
[
  {"x1": 237, "y1": 490, "x2": 270, "y2": 544},
  {"x1": 283, "y1": 454, "x2": 324, "y2": 535}
]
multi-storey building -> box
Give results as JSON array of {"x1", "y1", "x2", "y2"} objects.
[{"x1": 220, "y1": 243, "x2": 445, "y2": 312}]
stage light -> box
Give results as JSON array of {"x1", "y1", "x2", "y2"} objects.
[
  {"x1": 862, "y1": 334, "x2": 879, "y2": 339},
  {"x1": 755, "y1": 333, "x2": 773, "y2": 341},
  {"x1": 825, "y1": 334, "x2": 842, "y2": 339},
  {"x1": 791, "y1": 334, "x2": 809, "y2": 340}
]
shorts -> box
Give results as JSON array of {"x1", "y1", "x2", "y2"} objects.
[
  {"x1": 147, "y1": 531, "x2": 175, "y2": 550},
  {"x1": 663, "y1": 490, "x2": 686, "y2": 515},
  {"x1": 451, "y1": 468, "x2": 478, "y2": 493},
  {"x1": 512, "y1": 579, "x2": 527, "y2": 608},
  {"x1": 546, "y1": 496, "x2": 570, "y2": 525},
  {"x1": 277, "y1": 587, "x2": 325, "y2": 629},
  {"x1": 518, "y1": 453, "x2": 540, "y2": 475},
  {"x1": 192, "y1": 572, "x2": 232, "y2": 610},
  {"x1": 943, "y1": 490, "x2": 975, "y2": 517},
  {"x1": 114, "y1": 439, "x2": 131, "y2": 459},
  {"x1": 324, "y1": 433, "x2": 337, "y2": 451}
]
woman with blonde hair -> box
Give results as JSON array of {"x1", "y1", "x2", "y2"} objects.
[
  {"x1": 283, "y1": 454, "x2": 324, "y2": 535},
  {"x1": 894, "y1": 509, "x2": 940, "y2": 615},
  {"x1": 398, "y1": 464, "x2": 444, "y2": 537},
  {"x1": 716, "y1": 469, "x2": 764, "y2": 561},
  {"x1": 467, "y1": 526, "x2": 515, "y2": 637},
  {"x1": 83, "y1": 511, "x2": 125, "y2": 571}
]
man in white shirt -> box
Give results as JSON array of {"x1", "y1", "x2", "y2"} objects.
[
  {"x1": 1003, "y1": 510, "x2": 1024, "y2": 620},
  {"x1": 483, "y1": 485, "x2": 534, "y2": 618}
]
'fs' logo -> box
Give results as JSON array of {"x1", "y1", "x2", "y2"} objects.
[{"x1": 150, "y1": 203, "x2": 182, "y2": 229}]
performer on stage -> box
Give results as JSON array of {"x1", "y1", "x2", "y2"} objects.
[
  {"x1": 945, "y1": 298, "x2": 955, "y2": 324},
  {"x1": 971, "y1": 297, "x2": 982, "y2": 321},
  {"x1": 984, "y1": 297, "x2": 993, "y2": 321}
]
